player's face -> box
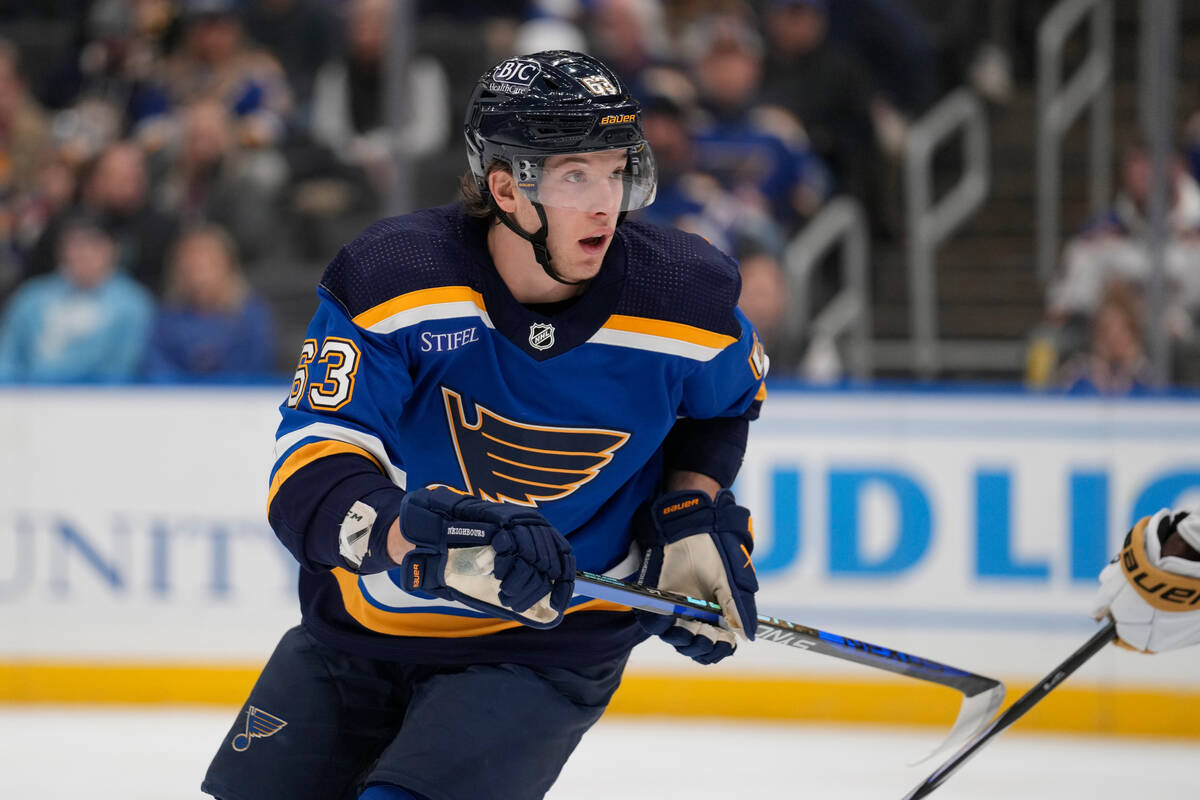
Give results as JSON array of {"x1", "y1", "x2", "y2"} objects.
[{"x1": 518, "y1": 150, "x2": 628, "y2": 280}]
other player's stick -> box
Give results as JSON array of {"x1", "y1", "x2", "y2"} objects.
[
  {"x1": 574, "y1": 570, "x2": 1006, "y2": 758},
  {"x1": 899, "y1": 618, "x2": 1118, "y2": 799}
]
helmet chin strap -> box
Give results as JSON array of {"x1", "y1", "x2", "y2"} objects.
[{"x1": 488, "y1": 196, "x2": 588, "y2": 287}]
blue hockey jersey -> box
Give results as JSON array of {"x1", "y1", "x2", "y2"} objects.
[{"x1": 268, "y1": 204, "x2": 767, "y2": 667}]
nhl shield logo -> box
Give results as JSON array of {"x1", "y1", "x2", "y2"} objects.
[{"x1": 529, "y1": 323, "x2": 555, "y2": 351}]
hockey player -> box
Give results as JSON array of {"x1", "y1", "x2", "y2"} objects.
[
  {"x1": 1093, "y1": 508, "x2": 1200, "y2": 653},
  {"x1": 202, "y1": 50, "x2": 765, "y2": 800}
]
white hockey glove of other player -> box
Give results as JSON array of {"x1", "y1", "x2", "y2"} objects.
[
  {"x1": 1091, "y1": 508, "x2": 1200, "y2": 653},
  {"x1": 634, "y1": 489, "x2": 758, "y2": 664},
  {"x1": 397, "y1": 486, "x2": 575, "y2": 629}
]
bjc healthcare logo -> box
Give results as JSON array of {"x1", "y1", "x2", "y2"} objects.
[{"x1": 492, "y1": 59, "x2": 540, "y2": 87}]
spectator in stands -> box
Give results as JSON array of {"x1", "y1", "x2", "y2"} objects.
[
  {"x1": 3, "y1": 157, "x2": 78, "y2": 299},
  {"x1": 1045, "y1": 138, "x2": 1200, "y2": 354},
  {"x1": 409, "y1": 1, "x2": 535, "y2": 210},
  {"x1": 154, "y1": 99, "x2": 282, "y2": 264},
  {"x1": 138, "y1": 0, "x2": 293, "y2": 153},
  {"x1": 822, "y1": 0, "x2": 938, "y2": 118},
  {"x1": 0, "y1": 213, "x2": 153, "y2": 383},
  {"x1": 0, "y1": 39, "x2": 51, "y2": 198},
  {"x1": 41, "y1": 0, "x2": 169, "y2": 129},
  {"x1": 241, "y1": 0, "x2": 343, "y2": 119},
  {"x1": 310, "y1": 0, "x2": 448, "y2": 199},
  {"x1": 905, "y1": 0, "x2": 1013, "y2": 104},
  {"x1": 0, "y1": 39, "x2": 54, "y2": 298},
  {"x1": 1055, "y1": 283, "x2": 1154, "y2": 396},
  {"x1": 638, "y1": 93, "x2": 726, "y2": 247},
  {"x1": 584, "y1": 0, "x2": 670, "y2": 98},
  {"x1": 682, "y1": 15, "x2": 830, "y2": 240},
  {"x1": 1031, "y1": 139, "x2": 1200, "y2": 386},
  {"x1": 29, "y1": 141, "x2": 180, "y2": 293},
  {"x1": 144, "y1": 224, "x2": 274, "y2": 381},
  {"x1": 759, "y1": 0, "x2": 886, "y2": 234},
  {"x1": 301, "y1": 0, "x2": 449, "y2": 254},
  {"x1": 737, "y1": 249, "x2": 805, "y2": 376},
  {"x1": 632, "y1": 91, "x2": 768, "y2": 259}
]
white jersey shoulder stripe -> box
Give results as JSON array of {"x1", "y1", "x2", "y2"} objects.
[
  {"x1": 275, "y1": 422, "x2": 407, "y2": 488},
  {"x1": 585, "y1": 327, "x2": 725, "y2": 361},
  {"x1": 363, "y1": 300, "x2": 495, "y2": 335},
  {"x1": 350, "y1": 286, "x2": 494, "y2": 335}
]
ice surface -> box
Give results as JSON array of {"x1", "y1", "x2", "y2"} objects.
[{"x1": 0, "y1": 706, "x2": 1193, "y2": 799}]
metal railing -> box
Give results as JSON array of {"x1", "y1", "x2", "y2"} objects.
[
  {"x1": 1140, "y1": 0, "x2": 1179, "y2": 385},
  {"x1": 1035, "y1": 0, "x2": 1113, "y2": 285},
  {"x1": 903, "y1": 88, "x2": 991, "y2": 377},
  {"x1": 781, "y1": 197, "x2": 872, "y2": 379}
]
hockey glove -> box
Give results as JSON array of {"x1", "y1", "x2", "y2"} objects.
[
  {"x1": 398, "y1": 486, "x2": 575, "y2": 629},
  {"x1": 1091, "y1": 508, "x2": 1200, "y2": 653},
  {"x1": 634, "y1": 489, "x2": 758, "y2": 664}
]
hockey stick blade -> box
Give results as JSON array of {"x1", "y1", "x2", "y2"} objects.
[
  {"x1": 900, "y1": 618, "x2": 1118, "y2": 800},
  {"x1": 575, "y1": 570, "x2": 1005, "y2": 758}
]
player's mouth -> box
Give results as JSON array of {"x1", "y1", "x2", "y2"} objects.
[{"x1": 579, "y1": 233, "x2": 609, "y2": 255}]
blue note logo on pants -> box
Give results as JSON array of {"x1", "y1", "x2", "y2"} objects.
[{"x1": 232, "y1": 706, "x2": 288, "y2": 751}]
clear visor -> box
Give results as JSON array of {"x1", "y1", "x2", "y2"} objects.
[{"x1": 510, "y1": 143, "x2": 657, "y2": 214}]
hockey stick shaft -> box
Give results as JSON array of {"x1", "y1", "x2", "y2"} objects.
[
  {"x1": 901, "y1": 618, "x2": 1118, "y2": 800},
  {"x1": 575, "y1": 570, "x2": 1002, "y2": 698}
]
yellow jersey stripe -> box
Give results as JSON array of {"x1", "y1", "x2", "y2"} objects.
[
  {"x1": 332, "y1": 569, "x2": 628, "y2": 637},
  {"x1": 601, "y1": 314, "x2": 738, "y2": 350},
  {"x1": 267, "y1": 440, "x2": 383, "y2": 511},
  {"x1": 352, "y1": 286, "x2": 488, "y2": 330}
]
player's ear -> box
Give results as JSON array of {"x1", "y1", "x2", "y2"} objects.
[{"x1": 488, "y1": 168, "x2": 519, "y2": 214}]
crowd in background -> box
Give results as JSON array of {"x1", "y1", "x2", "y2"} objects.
[
  {"x1": 0, "y1": 0, "x2": 1195, "y2": 392},
  {"x1": 1028, "y1": 134, "x2": 1200, "y2": 394}
]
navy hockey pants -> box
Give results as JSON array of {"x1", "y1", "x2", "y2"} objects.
[{"x1": 201, "y1": 625, "x2": 629, "y2": 800}]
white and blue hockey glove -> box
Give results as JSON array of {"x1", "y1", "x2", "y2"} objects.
[
  {"x1": 635, "y1": 489, "x2": 758, "y2": 664},
  {"x1": 1091, "y1": 509, "x2": 1200, "y2": 653},
  {"x1": 398, "y1": 486, "x2": 575, "y2": 629}
]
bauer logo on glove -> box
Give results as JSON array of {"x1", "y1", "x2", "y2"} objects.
[
  {"x1": 1092, "y1": 509, "x2": 1200, "y2": 653},
  {"x1": 634, "y1": 489, "x2": 759, "y2": 664}
]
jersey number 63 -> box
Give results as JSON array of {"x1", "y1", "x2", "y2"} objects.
[{"x1": 287, "y1": 337, "x2": 361, "y2": 411}]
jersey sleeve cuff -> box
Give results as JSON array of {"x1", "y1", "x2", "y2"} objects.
[
  {"x1": 309, "y1": 473, "x2": 407, "y2": 573},
  {"x1": 357, "y1": 485, "x2": 408, "y2": 574},
  {"x1": 662, "y1": 416, "x2": 749, "y2": 488}
]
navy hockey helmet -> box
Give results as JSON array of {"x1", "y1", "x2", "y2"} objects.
[
  {"x1": 464, "y1": 51, "x2": 657, "y2": 283},
  {"x1": 465, "y1": 50, "x2": 657, "y2": 211}
]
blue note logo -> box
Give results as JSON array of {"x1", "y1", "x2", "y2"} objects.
[
  {"x1": 441, "y1": 386, "x2": 629, "y2": 506},
  {"x1": 232, "y1": 706, "x2": 288, "y2": 751}
]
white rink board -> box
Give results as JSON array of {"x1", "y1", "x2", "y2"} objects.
[{"x1": 1, "y1": 386, "x2": 1198, "y2": 687}]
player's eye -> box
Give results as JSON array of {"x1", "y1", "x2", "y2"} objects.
[{"x1": 564, "y1": 170, "x2": 586, "y2": 184}]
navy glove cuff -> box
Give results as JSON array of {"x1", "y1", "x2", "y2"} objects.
[{"x1": 397, "y1": 487, "x2": 495, "y2": 593}]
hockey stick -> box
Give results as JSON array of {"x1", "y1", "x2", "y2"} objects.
[
  {"x1": 900, "y1": 618, "x2": 1118, "y2": 799},
  {"x1": 575, "y1": 570, "x2": 1006, "y2": 757}
]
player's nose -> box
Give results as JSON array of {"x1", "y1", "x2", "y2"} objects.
[{"x1": 586, "y1": 186, "x2": 620, "y2": 216}]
